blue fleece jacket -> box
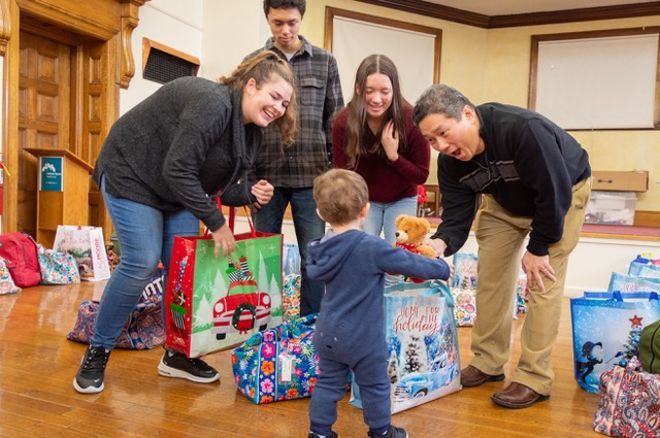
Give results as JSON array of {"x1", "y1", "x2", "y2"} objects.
[{"x1": 306, "y1": 230, "x2": 450, "y2": 359}]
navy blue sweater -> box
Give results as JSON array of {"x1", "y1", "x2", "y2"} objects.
[
  {"x1": 307, "y1": 230, "x2": 450, "y2": 358},
  {"x1": 433, "y1": 103, "x2": 590, "y2": 256}
]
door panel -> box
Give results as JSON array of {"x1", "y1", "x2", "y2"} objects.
[{"x1": 18, "y1": 32, "x2": 71, "y2": 236}]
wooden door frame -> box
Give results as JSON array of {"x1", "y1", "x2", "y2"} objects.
[{"x1": 0, "y1": 0, "x2": 148, "y2": 233}]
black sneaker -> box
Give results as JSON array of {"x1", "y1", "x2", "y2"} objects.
[
  {"x1": 308, "y1": 432, "x2": 338, "y2": 438},
  {"x1": 158, "y1": 350, "x2": 220, "y2": 383},
  {"x1": 368, "y1": 426, "x2": 408, "y2": 438},
  {"x1": 73, "y1": 345, "x2": 111, "y2": 394}
]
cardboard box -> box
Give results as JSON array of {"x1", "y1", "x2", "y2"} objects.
[{"x1": 591, "y1": 170, "x2": 648, "y2": 192}]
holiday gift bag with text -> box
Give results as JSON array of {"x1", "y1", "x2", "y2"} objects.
[
  {"x1": 232, "y1": 313, "x2": 319, "y2": 404},
  {"x1": 351, "y1": 280, "x2": 462, "y2": 414},
  {"x1": 571, "y1": 291, "x2": 660, "y2": 393},
  {"x1": 165, "y1": 231, "x2": 283, "y2": 357},
  {"x1": 53, "y1": 225, "x2": 111, "y2": 282}
]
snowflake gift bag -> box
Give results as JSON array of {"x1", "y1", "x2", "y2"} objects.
[
  {"x1": 351, "y1": 280, "x2": 462, "y2": 414},
  {"x1": 570, "y1": 291, "x2": 660, "y2": 393},
  {"x1": 164, "y1": 231, "x2": 283, "y2": 357}
]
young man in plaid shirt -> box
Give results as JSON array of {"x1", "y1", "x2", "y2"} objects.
[{"x1": 249, "y1": 0, "x2": 344, "y2": 315}]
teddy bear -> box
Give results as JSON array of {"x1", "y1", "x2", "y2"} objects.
[{"x1": 394, "y1": 215, "x2": 437, "y2": 258}]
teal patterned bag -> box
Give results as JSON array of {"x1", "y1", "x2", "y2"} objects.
[
  {"x1": 37, "y1": 244, "x2": 80, "y2": 284},
  {"x1": 232, "y1": 314, "x2": 319, "y2": 404}
]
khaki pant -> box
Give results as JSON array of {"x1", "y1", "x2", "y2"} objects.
[{"x1": 470, "y1": 178, "x2": 591, "y2": 395}]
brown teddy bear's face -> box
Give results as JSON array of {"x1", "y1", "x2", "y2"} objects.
[{"x1": 394, "y1": 215, "x2": 431, "y2": 245}]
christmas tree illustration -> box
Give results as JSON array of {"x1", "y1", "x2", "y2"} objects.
[
  {"x1": 617, "y1": 314, "x2": 644, "y2": 367},
  {"x1": 388, "y1": 351, "x2": 399, "y2": 384},
  {"x1": 403, "y1": 335, "x2": 428, "y2": 374}
]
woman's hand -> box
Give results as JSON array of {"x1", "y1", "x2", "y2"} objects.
[
  {"x1": 211, "y1": 223, "x2": 235, "y2": 257},
  {"x1": 381, "y1": 121, "x2": 399, "y2": 162},
  {"x1": 251, "y1": 179, "x2": 274, "y2": 210}
]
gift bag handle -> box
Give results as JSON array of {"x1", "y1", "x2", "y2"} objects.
[
  {"x1": 585, "y1": 291, "x2": 659, "y2": 302},
  {"x1": 204, "y1": 197, "x2": 257, "y2": 238}
]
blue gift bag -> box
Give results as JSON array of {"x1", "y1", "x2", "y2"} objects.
[
  {"x1": 608, "y1": 272, "x2": 660, "y2": 293},
  {"x1": 570, "y1": 291, "x2": 660, "y2": 393},
  {"x1": 350, "y1": 280, "x2": 461, "y2": 413},
  {"x1": 283, "y1": 243, "x2": 301, "y2": 276}
]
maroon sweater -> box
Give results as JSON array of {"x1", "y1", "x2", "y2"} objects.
[{"x1": 332, "y1": 106, "x2": 430, "y2": 203}]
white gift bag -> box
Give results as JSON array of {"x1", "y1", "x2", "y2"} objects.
[{"x1": 53, "y1": 225, "x2": 111, "y2": 282}]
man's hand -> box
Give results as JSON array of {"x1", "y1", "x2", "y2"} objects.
[
  {"x1": 251, "y1": 179, "x2": 274, "y2": 210},
  {"x1": 521, "y1": 251, "x2": 556, "y2": 293},
  {"x1": 211, "y1": 223, "x2": 235, "y2": 257},
  {"x1": 423, "y1": 237, "x2": 447, "y2": 258}
]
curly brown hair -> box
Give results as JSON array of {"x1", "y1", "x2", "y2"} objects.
[{"x1": 218, "y1": 50, "x2": 297, "y2": 144}]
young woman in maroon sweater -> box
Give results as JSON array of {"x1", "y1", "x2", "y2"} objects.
[{"x1": 332, "y1": 54, "x2": 431, "y2": 243}]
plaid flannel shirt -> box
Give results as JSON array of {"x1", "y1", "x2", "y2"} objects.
[{"x1": 249, "y1": 36, "x2": 344, "y2": 188}]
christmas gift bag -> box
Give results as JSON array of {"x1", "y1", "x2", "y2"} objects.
[
  {"x1": 351, "y1": 280, "x2": 462, "y2": 414},
  {"x1": 0, "y1": 258, "x2": 20, "y2": 295},
  {"x1": 608, "y1": 272, "x2": 660, "y2": 293},
  {"x1": 638, "y1": 265, "x2": 660, "y2": 279},
  {"x1": 164, "y1": 227, "x2": 283, "y2": 358},
  {"x1": 571, "y1": 291, "x2": 660, "y2": 393},
  {"x1": 232, "y1": 313, "x2": 319, "y2": 404},
  {"x1": 53, "y1": 225, "x2": 111, "y2": 281},
  {"x1": 282, "y1": 273, "x2": 301, "y2": 321},
  {"x1": 37, "y1": 244, "x2": 81, "y2": 284},
  {"x1": 628, "y1": 254, "x2": 660, "y2": 277},
  {"x1": 513, "y1": 274, "x2": 529, "y2": 320},
  {"x1": 449, "y1": 253, "x2": 478, "y2": 326},
  {"x1": 282, "y1": 243, "x2": 301, "y2": 276},
  {"x1": 593, "y1": 357, "x2": 660, "y2": 437},
  {"x1": 67, "y1": 270, "x2": 165, "y2": 349},
  {"x1": 449, "y1": 253, "x2": 528, "y2": 326}
]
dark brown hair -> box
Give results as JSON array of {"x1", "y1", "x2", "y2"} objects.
[{"x1": 341, "y1": 54, "x2": 409, "y2": 168}]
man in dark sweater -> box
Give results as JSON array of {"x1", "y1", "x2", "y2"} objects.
[
  {"x1": 306, "y1": 169, "x2": 449, "y2": 438},
  {"x1": 413, "y1": 84, "x2": 591, "y2": 409}
]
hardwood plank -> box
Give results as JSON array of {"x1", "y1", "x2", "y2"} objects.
[{"x1": 0, "y1": 283, "x2": 604, "y2": 437}]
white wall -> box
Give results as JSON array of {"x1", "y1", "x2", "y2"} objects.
[
  {"x1": 200, "y1": 0, "x2": 271, "y2": 80},
  {"x1": 120, "y1": 0, "x2": 204, "y2": 115}
]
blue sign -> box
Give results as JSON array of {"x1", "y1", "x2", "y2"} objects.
[{"x1": 40, "y1": 156, "x2": 63, "y2": 192}]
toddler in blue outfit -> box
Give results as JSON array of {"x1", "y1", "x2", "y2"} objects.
[{"x1": 306, "y1": 169, "x2": 450, "y2": 438}]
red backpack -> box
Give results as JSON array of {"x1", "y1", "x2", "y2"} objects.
[{"x1": 0, "y1": 232, "x2": 41, "y2": 287}]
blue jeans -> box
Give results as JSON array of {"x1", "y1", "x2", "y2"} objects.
[
  {"x1": 364, "y1": 196, "x2": 418, "y2": 244},
  {"x1": 91, "y1": 176, "x2": 199, "y2": 350},
  {"x1": 253, "y1": 187, "x2": 325, "y2": 315}
]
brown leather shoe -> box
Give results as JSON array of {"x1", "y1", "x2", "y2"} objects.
[
  {"x1": 460, "y1": 365, "x2": 505, "y2": 387},
  {"x1": 491, "y1": 382, "x2": 549, "y2": 409}
]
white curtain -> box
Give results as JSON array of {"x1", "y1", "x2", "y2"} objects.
[{"x1": 332, "y1": 16, "x2": 437, "y2": 105}]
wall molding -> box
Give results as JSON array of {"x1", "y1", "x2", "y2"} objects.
[{"x1": 355, "y1": 0, "x2": 660, "y2": 29}]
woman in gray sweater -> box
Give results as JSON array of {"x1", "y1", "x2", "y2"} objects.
[{"x1": 74, "y1": 51, "x2": 297, "y2": 394}]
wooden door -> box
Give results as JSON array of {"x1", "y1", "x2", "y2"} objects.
[{"x1": 17, "y1": 31, "x2": 71, "y2": 237}]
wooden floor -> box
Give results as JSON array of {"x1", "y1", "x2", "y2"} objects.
[{"x1": 0, "y1": 282, "x2": 602, "y2": 437}]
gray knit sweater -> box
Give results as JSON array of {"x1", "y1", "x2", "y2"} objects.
[{"x1": 93, "y1": 77, "x2": 260, "y2": 232}]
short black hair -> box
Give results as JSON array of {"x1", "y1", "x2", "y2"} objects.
[{"x1": 263, "y1": 0, "x2": 306, "y2": 17}]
